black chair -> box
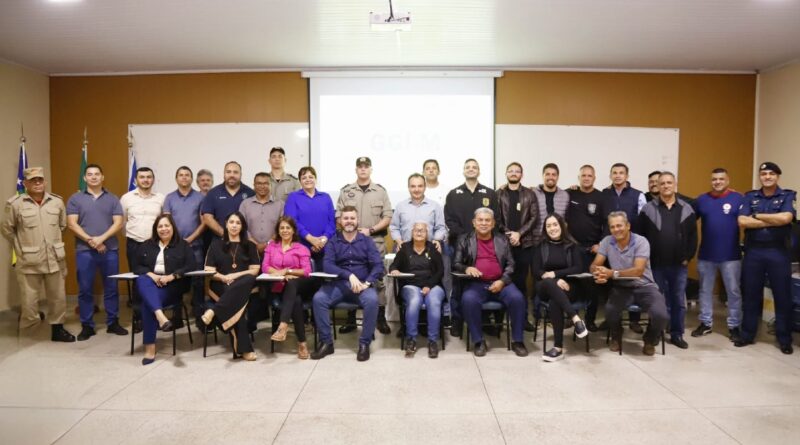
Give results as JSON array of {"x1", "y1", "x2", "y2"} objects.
[
  {"x1": 532, "y1": 299, "x2": 590, "y2": 353},
  {"x1": 128, "y1": 280, "x2": 194, "y2": 356},
  {"x1": 391, "y1": 278, "x2": 446, "y2": 352},
  {"x1": 605, "y1": 304, "x2": 666, "y2": 355},
  {"x1": 464, "y1": 300, "x2": 511, "y2": 351}
]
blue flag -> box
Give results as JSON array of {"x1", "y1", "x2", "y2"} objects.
[
  {"x1": 128, "y1": 151, "x2": 137, "y2": 191},
  {"x1": 16, "y1": 145, "x2": 27, "y2": 194}
]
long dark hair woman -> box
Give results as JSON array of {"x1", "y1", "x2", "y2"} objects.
[
  {"x1": 533, "y1": 213, "x2": 588, "y2": 362},
  {"x1": 133, "y1": 214, "x2": 196, "y2": 365},
  {"x1": 261, "y1": 216, "x2": 321, "y2": 359},
  {"x1": 201, "y1": 212, "x2": 261, "y2": 361}
]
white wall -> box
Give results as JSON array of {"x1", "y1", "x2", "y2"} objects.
[
  {"x1": 0, "y1": 61, "x2": 50, "y2": 311},
  {"x1": 756, "y1": 62, "x2": 800, "y2": 192}
]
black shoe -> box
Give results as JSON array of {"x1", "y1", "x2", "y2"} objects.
[
  {"x1": 141, "y1": 357, "x2": 155, "y2": 366},
  {"x1": 443, "y1": 316, "x2": 452, "y2": 329},
  {"x1": 338, "y1": 324, "x2": 357, "y2": 334},
  {"x1": 728, "y1": 327, "x2": 742, "y2": 343},
  {"x1": 473, "y1": 341, "x2": 487, "y2": 357},
  {"x1": 195, "y1": 318, "x2": 207, "y2": 331},
  {"x1": 691, "y1": 323, "x2": 712, "y2": 337},
  {"x1": 450, "y1": 322, "x2": 463, "y2": 338},
  {"x1": 629, "y1": 322, "x2": 644, "y2": 334},
  {"x1": 523, "y1": 320, "x2": 536, "y2": 332},
  {"x1": 310, "y1": 343, "x2": 335, "y2": 360},
  {"x1": 670, "y1": 335, "x2": 689, "y2": 349},
  {"x1": 51, "y1": 324, "x2": 76, "y2": 342},
  {"x1": 77, "y1": 324, "x2": 96, "y2": 341},
  {"x1": 511, "y1": 341, "x2": 529, "y2": 357},
  {"x1": 542, "y1": 347, "x2": 564, "y2": 362},
  {"x1": 133, "y1": 319, "x2": 143, "y2": 334},
  {"x1": 107, "y1": 321, "x2": 129, "y2": 335},
  {"x1": 734, "y1": 339, "x2": 753, "y2": 348},
  {"x1": 404, "y1": 339, "x2": 417, "y2": 357},
  {"x1": 780, "y1": 344, "x2": 794, "y2": 355},
  {"x1": 574, "y1": 320, "x2": 588, "y2": 338},
  {"x1": 427, "y1": 341, "x2": 439, "y2": 359},
  {"x1": 586, "y1": 321, "x2": 599, "y2": 332},
  {"x1": 159, "y1": 320, "x2": 174, "y2": 332},
  {"x1": 377, "y1": 318, "x2": 391, "y2": 335},
  {"x1": 357, "y1": 343, "x2": 370, "y2": 362}
]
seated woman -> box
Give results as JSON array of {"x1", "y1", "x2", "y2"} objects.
[
  {"x1": 533, "y1": 213, "x2": 589, "y2": 362},
  {"x1": 201, "y1": 212, "x2": 261, "y2": 361},
  {"x1": 282, "y1": 166, "x2": 336, "y2": 266},
  {"x1": 262, "y1": 216, "x2": 321, "y2": 359},
  {"x1": 389, "y1": 222, "x2": 445, "y2": 359},
  {"x1": 133, "y1": 214, "x2": 196, "y2": 365}
]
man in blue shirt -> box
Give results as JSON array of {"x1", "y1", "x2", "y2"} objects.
[
  {"x1": 200, "y1": 161, "x2": 255, "y2": 238},
  {"x1": 66, "y1": 164, "x2": 126, "y2": 340},
  {"x1": 163, "y1": 166, "x2": 206, "y2": 323},
  {"x1": 736, "y1": 162, "x2": 797, "y2": 354},
  {"x1": 311, "y1": 206, "x2": 384, "y2": 362},
  {"x1": 691, "y1": 168, "x2": 744, "y2": 341}
]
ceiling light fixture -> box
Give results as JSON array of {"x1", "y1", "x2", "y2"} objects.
[{"x1": 370, "y1": 0, "x2": 411, "y2": 31}]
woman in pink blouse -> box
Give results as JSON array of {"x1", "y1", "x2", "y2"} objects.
[{"x1": 261, "y1": 216, "x2": 320, "y2": 359}]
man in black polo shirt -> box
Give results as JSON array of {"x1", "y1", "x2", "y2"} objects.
[
  {"x1": 566, "y1": 164, "x2": 606, "y2": 331},
  {"x1": 200, "y1": 161, "x2": 255, "y2": 238}
]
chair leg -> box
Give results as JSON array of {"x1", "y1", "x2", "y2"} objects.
[
  {"x1": 203, "y1": 323, "x2": 208, "y2": 358},
  {"x1": 533, "y1": 315, "x2": 540, "y2": 342},
  {"x1": 183, "y1": 304, "x2": 193, "y2": 345},
  {"x1": 543, "y1": 309, "x2": 548, "y2": 352},
  {"x1": 172, "y1": 323, "x2": 177, "y2": 356},
  {"x1": 465, "y1": 323, "x2": 471, "y2": 351},
  {"x1": 130, "y1": 313, "x2": 136, "y2": 356},
  {"x1": 661, "y1": 330, "x2": 666, "y2": 355},
  {"x1": 332, "y1": 309, "x2": 337, "y2": 341}
]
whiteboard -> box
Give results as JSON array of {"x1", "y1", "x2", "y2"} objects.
[
  {"x1": 128, "y1": 123, "x2": 310, "y2": 195},
  {"x1": 495, "y1": 125, "x2": 679, "y2": 192}
]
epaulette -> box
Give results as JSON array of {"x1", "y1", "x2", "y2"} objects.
[
  {"x1": 340, "y1": 183, "x2": 354, "y2": 191},
  {"x1": 6, "y1": 194, "x2": 22, "y2": 204},
  {"x1": 373, "y1": 183, "x2": 386, "y2": 191},
  {"x1": 287, "y1": 173, "x2": 298, "y2": 179},
  {"x1": 48, "y1": 192, "x2": 63, "y2": 200}
]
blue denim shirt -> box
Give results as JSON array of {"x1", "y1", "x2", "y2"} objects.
[{"x1": 323, "y1": 231, "x2": 384, "y2": 283}]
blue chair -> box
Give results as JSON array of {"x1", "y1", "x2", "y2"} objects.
[
  {"x1": 390, "y1": 277, "x2": 446, "y2": 352},
  {"x1": 532, "y1": 298, "x2": 590, "y2": 353},
  {"x1": 605, "y1": 304, "x2": 666, "y2": 355},
  {"x1": 127, "y1": 278, "x2": 193, "y2": 356}
]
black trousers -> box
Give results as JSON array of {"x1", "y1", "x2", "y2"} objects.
[
  {"x1": 276, "y1": 277, "x2": 321, "y2": 343},
  {"x1": 536, "y1": 278, "x2": 579, "y2": 348}
]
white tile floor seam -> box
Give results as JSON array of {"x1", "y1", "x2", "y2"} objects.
[
  {"x1": 473, "y1": 355, "x2": 509, "y2": 445},
  {"x1": 271, "y1": 359, "x2": 321, "y2": 444}
]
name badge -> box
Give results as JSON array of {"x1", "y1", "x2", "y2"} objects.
[{"x1": 516, "y1": 202, "x2": 521, "y2": 211}]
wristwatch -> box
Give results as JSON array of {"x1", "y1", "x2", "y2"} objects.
[{"x1": 612, "y1": 270, "x2": 620, "y2": 279}]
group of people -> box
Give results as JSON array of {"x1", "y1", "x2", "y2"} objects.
[{"x1": 3, "y1": 146, "x2": 797, "y2": 365}]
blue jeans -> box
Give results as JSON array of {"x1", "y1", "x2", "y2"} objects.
[
  {"x1": 76, "y1": 249, "x2": 120, "y2": 327},
  {"x1": 313, "y1": 281, "x2": 379, "y2": 346},
  {"x1": 402, "y1": 285, "x2": 445, "y2": 342},
  {"x1": 135, "y1": 275, "x2": 182, "y2": 344},
  {"x1": 461, "y1": 281, "x2": 526, "y2": 343},
  {"x1": 697, "y1": 259, "x2": 742, "y2": 328},
  {"x1": 653, "y1": 265, "x2": 688, "y2": 337}
]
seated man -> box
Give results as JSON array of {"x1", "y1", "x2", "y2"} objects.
[
  {"x1": 590, "y1": 211, "x2": 669, "y2": 356},
  {"x1": 311, "y1": 206, "x2": 384, "y2": 362},
  {"x1": 454, "y1": 207, "x2": 528, "y2": 357}
]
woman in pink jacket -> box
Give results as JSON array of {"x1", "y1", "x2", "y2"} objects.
[{"x1": 261, "y1": 216, "x2": 320, "y2": 359}]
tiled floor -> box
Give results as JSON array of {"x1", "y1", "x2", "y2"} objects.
[{"x1": 1, "y1": 304, "x2": 799, "y2": 445}]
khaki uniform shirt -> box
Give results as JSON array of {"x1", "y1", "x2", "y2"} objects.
[
  {"x1": 120, "y1": 189, "x2": 165, "y2": 242},
  {"x1": 270, "y1": 173, "x2": 300, "y2": 203},
  {"x1": 1, "y1": 192, "x2": 67, "y2": 274},
  {"x1": 336, "y1": 182, "x2": 393, "y2": 242}
]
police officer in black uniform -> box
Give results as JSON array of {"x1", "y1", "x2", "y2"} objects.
[{"x1": 735, "y1": 162, "x2": 797, "y2": 354}]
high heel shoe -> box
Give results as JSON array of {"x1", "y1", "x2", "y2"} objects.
[
  {"x1": 271, "y1": 322, "x2": 289, "y2": 342},
  {"x1": 200, "y1": 310, "x2": 214, "y2": 326},
  {"x1": 159, "y1": 320, "x2": 174, "y2": 332},
  {"x1": 297, "y1": 342, "x2": 309, "y2": 359},
  {"x1": 241, "y1": 352, "x2": 257, "y2": 361},
  {"x1": 142, "y1": 356, "x2": 155, "y2": 366}
]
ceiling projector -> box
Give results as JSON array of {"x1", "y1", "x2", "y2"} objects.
[{"x1": 369, "y1": 10, "x2": 412, "y2": 31}]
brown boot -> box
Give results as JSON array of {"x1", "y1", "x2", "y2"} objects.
[
  {"x1": 609, "y1": 339, "x2": 621, "y2": 352},
  {"x1": 271, "y1": 322, "x2": 289, "y2": 342},
  {"x1": 297, "y1": 342, "x2": 310, "y2": 360},
  {"x1": 642, "y1": 342, "x2": 656, "y2": 356}
]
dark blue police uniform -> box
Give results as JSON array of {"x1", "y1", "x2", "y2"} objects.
[{"x1": 738, "y1": 186, "x2": 797, "y2": 347}]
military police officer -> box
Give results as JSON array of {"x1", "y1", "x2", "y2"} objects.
[
  {"x1": 736, "y1": 162, "x2": 797, "y2": 354},
  {"x1": 336, "y1": 156, "x2": 393, "y2": 334},
  {"x1": 268, "y1": 146, "x2": 300, "y2": 203},
  {"x1": 1, "y1": 167, "x2": 75, "y2": 341}
]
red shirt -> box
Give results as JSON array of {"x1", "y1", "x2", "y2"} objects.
[{"x1": 475, "y1": 238, "x2": 502, "y2": 282}]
